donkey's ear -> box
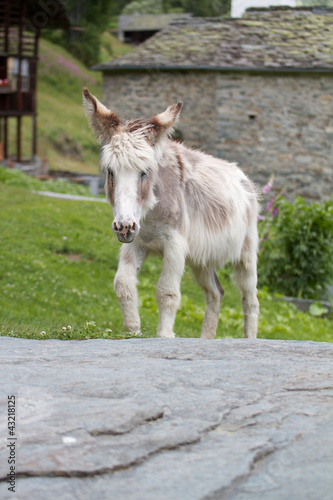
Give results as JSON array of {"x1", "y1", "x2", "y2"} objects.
[
  {"x1": 82, "y1": 88, "x2": 122, "y2": 144},
  {"x1": 149, "y1": 102, "x2": 183, "y2": 140}
]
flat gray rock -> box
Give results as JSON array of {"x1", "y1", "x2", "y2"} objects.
[{"x1": 0, "y1": 337, "x2": 332, "y2": 499}]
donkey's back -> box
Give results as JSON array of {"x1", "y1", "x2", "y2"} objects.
[{"x1": 171, "y1": 142, "x2": 259, "y2": 270}]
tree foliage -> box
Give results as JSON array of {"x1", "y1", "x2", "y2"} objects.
[
  {"x1": 121, "y1": 0, "x2": 231, "y2": 16},
  {"x1": 60, "y1": 0, "x2": 114, "y2": 66},
  {"x1": 122, "y1": 0, "x2": 163, "y2": 15}
]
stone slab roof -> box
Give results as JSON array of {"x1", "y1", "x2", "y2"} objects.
[
  {"x1": 95, "y1": 7, "x2": 333, "y2": 71},
  {"x1": 118, "y1": 13, "x2": 193, "y2": 32}
]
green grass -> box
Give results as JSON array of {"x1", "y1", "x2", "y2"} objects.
[{"x1": 1, "y1": 182, "x2": 332, "y2": 342}]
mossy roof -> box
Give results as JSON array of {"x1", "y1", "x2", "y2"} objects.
[
  {"x1": 118, "y1": 13, "x2": 193, "y2": 32},
  {"x1": 95, "y1": 7, "x2": 333, "y2": 72}
]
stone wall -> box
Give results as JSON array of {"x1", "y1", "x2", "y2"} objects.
[
  {"x1": 216, "y1": 72, "x2": 333, "y2": 200},
  {"x1": 103, "y1": 70, "x2": 333, "y2": 200},
  {"x1": 102, "y1": 71, "x2": 217, "y2": 153}
]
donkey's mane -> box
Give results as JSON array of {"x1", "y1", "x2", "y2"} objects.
[
  {"x1": 100, "y1": 129, "x2": 157, "y2": 175},
  {"x1": 126, "y1": 118, "x2": 154, "y2": 135}
]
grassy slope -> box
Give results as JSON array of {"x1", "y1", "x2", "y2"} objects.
[
  {"x1": 9, "y1": 34, "x2": 132, "y2": 174},
  {"x1": 1, "y1": 182, "x2": 332, "y2": 342}
]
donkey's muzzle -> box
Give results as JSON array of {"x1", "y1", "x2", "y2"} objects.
[{"x1": 112, "y1": 219, "x2": 139, "y2": 243}]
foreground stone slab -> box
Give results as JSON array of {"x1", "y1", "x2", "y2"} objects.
[{"x1": 0, "y1": 337, "x2": 332, "y2": 499}]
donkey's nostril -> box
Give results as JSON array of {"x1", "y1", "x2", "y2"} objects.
[
  {"x1": 132, "y1": 222, "x2": 136, "y2": 231},
  {"x1": 113, "y1": 222, "x2": 118, "y2": 231}
]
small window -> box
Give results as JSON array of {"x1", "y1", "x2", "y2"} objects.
[{"x1": 7, "y1": 58, "x2": 30, "y2": 92}]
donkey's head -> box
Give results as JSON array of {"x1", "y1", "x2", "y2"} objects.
[{"x1": 83, "y1": 88, "x2": 182, "y2": 243}]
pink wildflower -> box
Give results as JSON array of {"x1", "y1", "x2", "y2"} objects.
[
  {"x1": 263, "y1": 181, "x2": 272, "y2": 194},
  {"x1": 267, "y1": 196, "x2": 275, "y2": 212},
  {"x1": 262, "y1": 174, "x2": 275, "y2": 195}
]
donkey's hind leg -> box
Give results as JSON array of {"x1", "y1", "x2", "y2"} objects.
[
  {"x1": 114, "y1": 243, "x2": 147, "y2": 334},
  {"x1": 234, "y1": 257, "x2": 259, "y2": 339},
  {"x1": 191, "y1": 266, "x2": 224, "y2": 339}
]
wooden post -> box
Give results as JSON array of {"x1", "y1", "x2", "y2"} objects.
[
  {"x1": 0, "y1": 117, "x2": 3, "y2": 161},
  {"x1": 17, "y1": 116, "x2": 21, "y2": 163},
  {"x1": 4, "y1": 0, "x2": 10, "y2": 53},
  {"x1": 32, "y1": 28, "x2": 40, "y2": 158},
  {"x1": 16, "y1": 0, "x2": 25, "y2": 162},
  {"x1": 4, "y1": 117, "x2": 8, "y2": 159}
]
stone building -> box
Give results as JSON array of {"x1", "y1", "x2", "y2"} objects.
[
  {"x1": 117, "y1": 13, "x2": 192, "y2": 44},
  {"x1": 95, "y1": 7, "x2": 333, "y2": 200}
]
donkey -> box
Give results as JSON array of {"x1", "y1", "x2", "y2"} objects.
[{"x1": 83, "y1": 88, "x2": 259, "y2": 339}]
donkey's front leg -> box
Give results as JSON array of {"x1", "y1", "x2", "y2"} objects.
[
  {"x1": 156, "y1": 237, "x2": 186, "y2": 338},
  {"x1": 114, "y1": 243, "x2": 147, "y2": 334}
]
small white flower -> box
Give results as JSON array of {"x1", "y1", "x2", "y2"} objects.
[
  {"x1": 62, "y1": 236, "x2": 68, "y2": 240},
  {"x1": 62, "y1": 326, "x2": 67, "y2": 331},
  {"x1": 67, "y1": 325, "x2": 72, "y2": 330},
  {"x1": 40, "y1": 331, "x2": 46, "y2": 335},
  {"x1": 62, "y1": 436, "x2": 77, "y2": 445}
]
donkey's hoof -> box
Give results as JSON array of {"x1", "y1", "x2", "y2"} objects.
[
  {"x1": 200, "y1": 333, "x2": 216, "y2": 340},
  {"x1": 157, "y1": 331, "x2": 175, "y2": 338}
]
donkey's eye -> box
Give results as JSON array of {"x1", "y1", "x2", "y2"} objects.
[
  {"x1": 108, "y1": 170, "x2": 114, "y2": 182},
  {"x1": 141, "y1": 172, "x2": 147, "y2": 181}
]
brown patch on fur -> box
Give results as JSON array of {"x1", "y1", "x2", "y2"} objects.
[
  {"x1": 126, "y1": 102, "x2": 183, "y2": 142},
  {"x1": 149, "y1": 116, "x2": 165, "y2": 135},
  {"x1": 153, "y1": 102, "x2": 183, "y2": 132},
  {"x1": 151, "y1": 102, "x2": 183, "y2": 136},
  {"x1": 245, "y1": 205, "x2": 252, "y2": 225},
  {"x1": 126, "y1": 118, "x2": 150, "y2": 134},
  {"x1": 176, "y1": 152, "x2": 185, "y2": 184},
  {"x1": 137, "y1": 173, "x2": 151, "y2": 207},
  {"x1": 91, "y1": 113, "x2": 122, "y2": 144},
  {"x1": 148, "y1": 164, "x2": 183, "y2": 227},
  {"x1": 83, "y1": 88, "x2": 122, "y2": 143},
  {"x1": 185, "y1": 178, "x2": 233, "y2": 231},
  {"x1": 126, "y1": 116, "x2": 164, "y2": 138},
  {"x1": 172, "y1": 102, "x2": 183, "y2": 114},
  {"x1": 214, "y1": 271, "x2": 225, "y2": 299},
  {"x1": 83, "y1": 87, "x2": 96, "y2": 111},
  {"x1": 246, "y1": 198, "x2": 257, "y2": 225},
  {"x1": 242, "y1": 235, "x2": 251, "y2": 254},
  {"x1": 106, "y1": 171, "x2": 115, "y2": 206}
]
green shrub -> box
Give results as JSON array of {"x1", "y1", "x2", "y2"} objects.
[{"x1": 258, "y1": 196, "x2": 333, "y2": 299}]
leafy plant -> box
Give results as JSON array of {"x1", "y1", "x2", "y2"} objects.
[{"x1": 258, "y1": 195, "x2": 333, "y2": 300}]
